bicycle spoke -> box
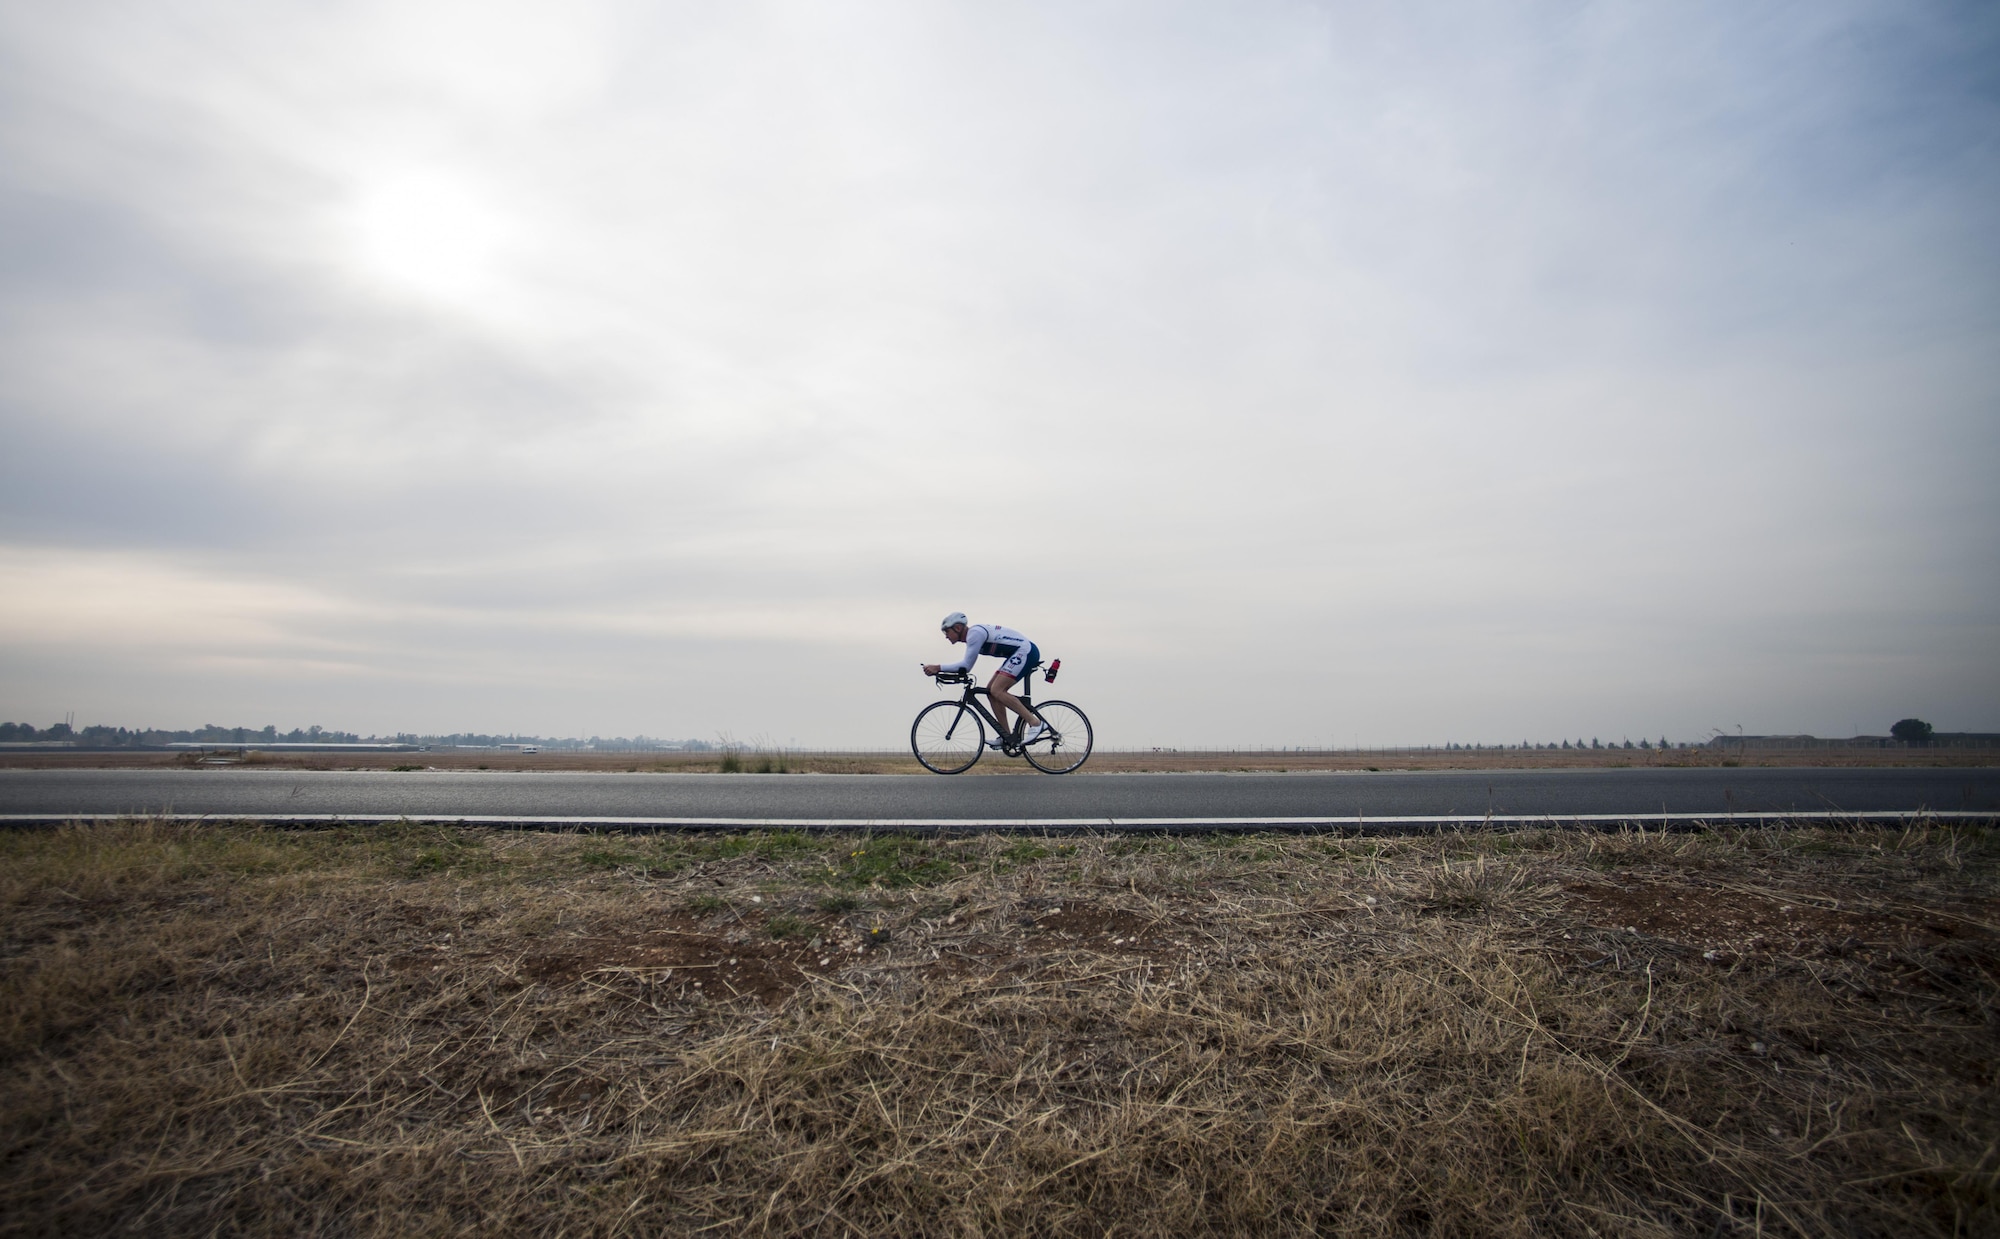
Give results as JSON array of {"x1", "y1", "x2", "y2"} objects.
[
  {"x1": 1023, "y1": 702, "x2": 1092, "y2": 774},
  {"x1": 912, "y1": 700, "x2": 986, "y2": 774}
]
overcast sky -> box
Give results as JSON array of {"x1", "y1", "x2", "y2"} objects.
[{"x1": 2, "y1": 0, "x2": 1996, "y2": 747}]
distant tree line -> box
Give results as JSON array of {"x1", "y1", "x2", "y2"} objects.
[
  {"x1": 0, "y1": 721, "x2": 713, "y2": 751},
  {"x1": 0, "y1": 722, "x2": 361, "y2": 745}
]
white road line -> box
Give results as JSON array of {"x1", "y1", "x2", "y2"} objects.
[{"x1": 0, "y1": 810, "x2": 1990, "y2": 829}]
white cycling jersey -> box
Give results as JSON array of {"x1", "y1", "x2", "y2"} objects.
[{"x1": 939, "y1": 622, "x2": 1036, "y2": 676}]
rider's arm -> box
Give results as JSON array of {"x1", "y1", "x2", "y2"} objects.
[{"x1": 936, "y1": 625, "x2": 984, "y2": 674}]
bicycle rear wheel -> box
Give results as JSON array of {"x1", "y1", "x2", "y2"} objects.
[
  {"x1": 912, "y1": 700, "x2": 986, "y2": 774},
  {"x1": 1023, "y1": 701, "x2": 1092, "y2": 774}
]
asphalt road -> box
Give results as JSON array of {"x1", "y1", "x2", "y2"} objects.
[{"x1": 2, "y1": 766, "x2": 1995, "y2": 829}]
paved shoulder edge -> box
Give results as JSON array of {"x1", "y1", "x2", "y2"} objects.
[{"x1": 1, "y1": 810, "x2": 1991, "y2": 832}]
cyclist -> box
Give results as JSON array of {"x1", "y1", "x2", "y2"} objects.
[{"x1": 923, "y1": 612, "x2": 1046, "y2": 748}]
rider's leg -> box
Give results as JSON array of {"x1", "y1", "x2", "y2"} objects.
[
  {"x1": 987, "y1": 672, "x2": 1040, "y2": 738},
  {"x1": 987, "y1": 673, "x2": 1021, "y2": 736}
]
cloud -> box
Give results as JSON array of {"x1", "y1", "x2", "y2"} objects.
[{"x1": 1, "y1": 0, "x2": 1996, "y2": 742}]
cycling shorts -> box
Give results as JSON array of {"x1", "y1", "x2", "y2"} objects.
[{"x1": 995, "y1": 642, "x2": 1040, "y2": 681}]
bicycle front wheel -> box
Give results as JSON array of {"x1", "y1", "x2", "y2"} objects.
[
  {"x1": 1023, "y1": 701, "x2": 1093, "y2": 774},
  {"x1": 912, "y1": 700, "x2": 986, "y2": 774}
]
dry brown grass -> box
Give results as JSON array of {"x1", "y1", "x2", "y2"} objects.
[
  {"x1": 3, "y1": 820, "x2": 1996, "y2": 1236},
  {"x1": 0, "y1": 750, "x2": 936, "y2": 775}
]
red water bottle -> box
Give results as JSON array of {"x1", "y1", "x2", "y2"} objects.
[{"x1": 1045, "y1": 658, "x2": 1061, "y2": 683}]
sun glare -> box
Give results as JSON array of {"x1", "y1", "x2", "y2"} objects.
[{"x1": 346, "y1": 171, "x2": 520, "y2": 310}]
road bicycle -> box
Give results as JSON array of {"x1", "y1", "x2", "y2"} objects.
[{"x1": 911, "y1": 663, "x2": 1093, "y2": 775}]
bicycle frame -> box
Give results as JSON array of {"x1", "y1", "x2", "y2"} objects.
[
  {"x1": 915, "y1": 662, "x2": 1089, "y2": 774},
  {"x1": 932, "y1": 671, "x2": 1039, "y2": 750}
]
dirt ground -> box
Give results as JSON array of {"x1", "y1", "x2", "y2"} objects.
[
  {"x1": 3, "y1": 745, "x2": 1990, "y2": 774},
  {"x1": 3, "y1": 818, "x2": 1996, "y2": 1236}
]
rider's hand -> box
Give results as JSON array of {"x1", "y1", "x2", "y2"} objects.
[{"x1": 922, "y1": 663, "x2": 941, "y2": 676}]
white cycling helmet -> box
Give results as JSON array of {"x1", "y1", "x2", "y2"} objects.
[{"x1": 940, "y1": 611, "x2": 967, "y2": 631}]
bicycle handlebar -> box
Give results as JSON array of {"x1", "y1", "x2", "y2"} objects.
[{"x1": 933, "y1": 663, "x2": 1057, "y2": 687}]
